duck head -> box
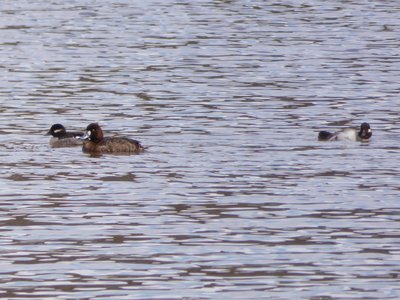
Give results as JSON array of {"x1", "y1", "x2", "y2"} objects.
[
  {"x1": 46, "y1": 124, "x2": 67, "y2": 137},
  {"x1": 359, "y1": 122, "x2": 372, "y2": 140},
  {"x1": 82, "y1": 123, "x2": 104, "y2": 143}
]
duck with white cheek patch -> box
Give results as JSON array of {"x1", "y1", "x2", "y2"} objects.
[
  {"x1": 318, "y1": 122, "x2": 372, "y2": 142},
  {"x1": 81, "y1": 123, "x2": 144, "y2": 154},
  {"x1": 46, "y1": 123, "x2": 84, "y2": 148}
]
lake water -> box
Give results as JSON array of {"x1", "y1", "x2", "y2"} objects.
[{"x1": 0, "y1": 1, "x2": 399, "y2": 299}]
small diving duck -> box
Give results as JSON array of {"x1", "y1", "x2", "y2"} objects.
[
  {"x1": 318, "y1": 122, "x2": 372, "y2": 142},
  {"x1": 46, "y1": 123, "x2": 84, "y2": 148},
  {"x1": 81, "y1": 123, "x2": 144, "y2": 154}
]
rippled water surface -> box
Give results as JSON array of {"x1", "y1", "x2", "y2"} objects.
[{"x1": 1, "y1": 1, "x2": 400, "y2": 299}]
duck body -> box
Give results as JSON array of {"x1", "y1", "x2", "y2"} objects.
[
  {"x1": 83, "y1": 137, "x2": 144, "y2": 154},
  {"x1": 82, "y1": 123, "x2": 144, "y2": 154},
  {"x1": 318, "y1": 122, "x2": 372, "y2": 142},
  {"x1": 46, "y1": 124, "x2": 84, "y2": 148}
]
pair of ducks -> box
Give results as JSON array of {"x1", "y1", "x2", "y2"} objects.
[{"x1": 46, "y1": 123, "x2": 144, "y2": 154}]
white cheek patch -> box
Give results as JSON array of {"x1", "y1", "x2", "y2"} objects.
[
  {"x1": 54, "y1": 129, "x2": 63, "y2": 133},
  {"x1": 88, "y1": 130, "x2": 92, "y2": 137}
]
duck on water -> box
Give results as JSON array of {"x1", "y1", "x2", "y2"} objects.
[
  {"x1": 81, "y1": 123, "x2": 144, "y2": 154},
  {"x1": 318, "y1": 123, "x2": 372, "y2": 142}
]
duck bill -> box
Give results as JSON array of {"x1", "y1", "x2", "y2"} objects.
[{"x1": 78, "y1": 133, "x2": 90, "y2": 140}]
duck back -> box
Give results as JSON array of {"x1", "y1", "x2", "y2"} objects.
[
  {"x1": 83, "y1": 137, "x2": 144, "y2": 154},
  {"x1": 334, "y1": 128, "x2": 358, "y2": 141},
  {"x1": 50, "y1": 136, "x2": 83, "y2": 148}
]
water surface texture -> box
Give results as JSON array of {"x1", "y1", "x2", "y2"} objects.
[{"x1": 0, "y1": 1, "x2": 399, "y2": 299}]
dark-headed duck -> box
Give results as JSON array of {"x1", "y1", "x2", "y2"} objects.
[
  {"x1": 46, "y1": 123, "x2": 84, "y2": 148},
  {"x1": 82, "y1": 123, "x2": 144, "y2": 154},
  {"x1": 318, "y1": 122, "x2": 372, "y2": 142}
]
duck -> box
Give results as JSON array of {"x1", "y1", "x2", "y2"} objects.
[
  {"x1": 46, "y1": 123, "x2": 84, "y2": 148},
  {"x1": 81, "y1": 123, "x2": 144, "y2": 154},
  {"x1": 318, "y1": 122, "x2": 372, "y2": 142}
]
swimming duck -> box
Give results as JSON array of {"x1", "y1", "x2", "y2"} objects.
[
  {"x1": 82, "y1": 123, "x2": 144, "y2": 154},
  {"x1": 318, "y1": 122, "x2": 372, "y2": 142},
  {"x1": 46, "y1": 123, "x2": 84, "y2": 148}
]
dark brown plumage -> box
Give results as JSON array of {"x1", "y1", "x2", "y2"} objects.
[{"x1": 82, "y1": 123, "x2": 144, "y2": 154}]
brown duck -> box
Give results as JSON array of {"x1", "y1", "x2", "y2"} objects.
[{"x1": 82, "y1": 123, "x2": 144, "y2": 154}]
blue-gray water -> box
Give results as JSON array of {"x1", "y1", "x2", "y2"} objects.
[{"x1": 0, "y1": 1, "x2": 399, "y2": 299}]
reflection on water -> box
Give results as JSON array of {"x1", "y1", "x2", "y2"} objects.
[{"x1": 0, "y1": 0, "x2": 400, "y2": 299}]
